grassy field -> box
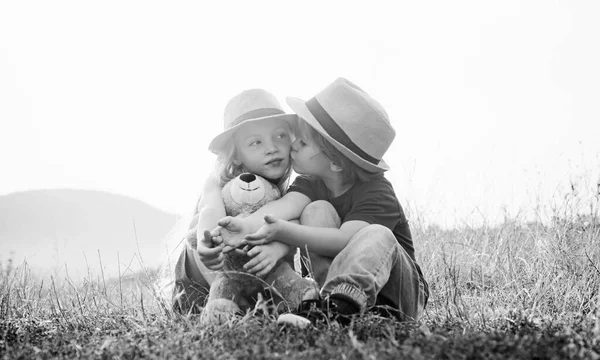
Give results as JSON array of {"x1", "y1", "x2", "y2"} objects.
[{"x1": 2, "y1": 198, "x2": 599, "y2": 359}]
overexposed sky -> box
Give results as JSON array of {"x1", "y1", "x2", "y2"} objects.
[{"x1": 1, "y1": 1, "x2": 599, "y2": 228}]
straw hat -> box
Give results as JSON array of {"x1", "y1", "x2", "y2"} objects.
[
  {"x1": 286, "y1": 78, "x2": 395, "y2": 172},
  {"x1": 208, "y1": 89, "x2": 296, "y2": 154}
]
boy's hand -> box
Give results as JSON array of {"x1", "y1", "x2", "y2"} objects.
[
  {"x1": 215, "y1": 216, "x2": 252, "y2": 253},
  {"x1": 243, "y1": 242, "x2": 288, "y2": 277},
  {"x1": 197, "y1": 229, "x2": 224, "y2": 270},
  {"x1": 242, "y1": 215, "x2": 280, "y2": 246}
]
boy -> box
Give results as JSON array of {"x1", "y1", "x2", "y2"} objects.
[{"x1": 207, "y1": 78, "x2": 428, "y2": 323}]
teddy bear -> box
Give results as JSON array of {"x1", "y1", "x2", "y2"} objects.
[{"x1": 200, "y1": 173, "x2": 319, "y2": 325}]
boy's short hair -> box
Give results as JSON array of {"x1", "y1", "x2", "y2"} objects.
[{"x1": 295, "y1": 119, "x2": 381, "y2": 184}]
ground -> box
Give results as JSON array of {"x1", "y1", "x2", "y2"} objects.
[{"x1": 1, "y1": 210, "x2": 599, "y2": 359}]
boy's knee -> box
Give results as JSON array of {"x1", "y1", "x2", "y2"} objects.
[
  {"x1": 302, "y1": 200, "x2": 335, "y2": 218},
  {"x1": 368, "y1": 224, "x2": 394, "y2": 236},
  {"x1": 300, "y1": 200, "x2": 340, "y2": 228},
  {"x1": 351, "y1": 224, "x2": 395, "y2": 246}
]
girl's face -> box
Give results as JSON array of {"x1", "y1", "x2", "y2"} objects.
[
  {"x1": 290, "y1": 133, "x2": 331, "y2": 176},
  {"x1": 233, "y1": 118, "x2": 292, "y2": 180}
]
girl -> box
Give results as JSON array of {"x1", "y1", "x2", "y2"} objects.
[{"x1": 161, "y1": 88, "x2": 299, "y2": 314}]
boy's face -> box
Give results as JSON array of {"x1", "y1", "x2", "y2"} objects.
[
  {"x1": 233, "y1": 118, "x2": 291, "y2": 180},
  {"x1": 290, "y1": 133, "x2": 331, "y2": 176}
]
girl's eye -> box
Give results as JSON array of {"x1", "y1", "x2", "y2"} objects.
[
  {"x1": 275, "y1": 132, "x2": 288, "y2": 139},
  {"x1": 249, "y1": 140, "x2": 261, "y2": 146}
]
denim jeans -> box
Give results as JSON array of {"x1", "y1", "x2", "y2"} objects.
[
  {"x1": 170, "y1": 247, "x2": 210, "y2": 314},
  {"x1": 299, "y1": 200, "x2": 428, "y2": 322}
]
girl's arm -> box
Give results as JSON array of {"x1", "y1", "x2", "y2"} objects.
[
  {"x1": 195, "y1": 174, "x2": 227, "y2": 237},
  {"x1": 244, "y1": 216, "x2": 369, "y2": 258},
  {"x1": 186, "y1": 174, "x2": 227, "y2": 284}
]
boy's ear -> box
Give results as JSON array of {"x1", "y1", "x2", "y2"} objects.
[{"x1": 330, "y1": 162, "x2": 343, "y2": 172}]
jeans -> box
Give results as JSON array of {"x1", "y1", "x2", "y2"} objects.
[
  {"x1": 171, "y1": 247, "x2": 210, "y2": 314},
  {"x1": 299, "y1": 200, "x2": 428, "y2": 322}
]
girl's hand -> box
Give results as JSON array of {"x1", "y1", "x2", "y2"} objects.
[
  {"x1": 185, "y1": 225, "x2": 199, "y2": 249},
  {"x1": 242, "y1": 214, "x2": 280, "y2": 246},
  {"x1": 197, "y1": 229, "x2": 224, "y2": 270},
  {"x1": 183, "y1": 212, "x2": 223, "y2": 270},
  {"x1": 243, "y1": 241, "x2": 289, "y2": 277},
  {"x1": 215, "y1": 216, "x2": 252, "y2": 253}
]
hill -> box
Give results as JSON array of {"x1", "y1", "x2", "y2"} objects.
[{"x1": 0, "y1": 189, "x2": 183, "y2": 282}]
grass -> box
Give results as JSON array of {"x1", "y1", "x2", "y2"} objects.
[{"x1": 1, "y1": 188, "x2": 600, "y2": 359}]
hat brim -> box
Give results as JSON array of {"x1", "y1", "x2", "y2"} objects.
[
  {"x1": 208, "y1": 113, "x2": 297, "y2": 154},
  {"x1": 286, "y1": 97, "x2": 389, "y2": 173}
]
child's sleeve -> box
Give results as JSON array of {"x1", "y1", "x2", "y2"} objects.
[
  {"x1": 287, "y1": 175, "x2": 317, "y2": 202},
  {"x1": 343, "y1": 179, "x2": 407, "y2": 231},
  {"x1": 344, "y1": 179, "x2": 416, "y2": 262}
]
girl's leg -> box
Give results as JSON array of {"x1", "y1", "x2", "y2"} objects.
[
  {"x1": 321, "y1": 224, "x2": 427, "y2": 322},
  {"x1": 171, "y1": 247, "x2": 210, "y2": 314},
  {"x1": 298, "y1": 201, "x2": 341, "y2": 287}
]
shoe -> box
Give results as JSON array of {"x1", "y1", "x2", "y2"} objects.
[
  {"x1": 324, "y1": 293, "x2": 360, "y2": 326},
  {"x1": 296, "y1": 295, "x2": 360, "y2": 326},
  {"x1": 295, "y1": 298, "x2": 328, "y2": 325}
]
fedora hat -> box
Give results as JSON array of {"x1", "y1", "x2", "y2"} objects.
[
  {"x1": 286, "y1": 78, "x2": 395, "y2": 172},
  {"x1": 208, "y1": 89, "x2": 296, "y2": 154}
]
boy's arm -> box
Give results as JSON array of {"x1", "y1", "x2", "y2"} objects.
[
  {"x1": 216, "y1": 191, "x2": 311, "y2": 251},
  {"x1": 244, "y1": 215, "x2": 369, "y2": 258},
  {"x1": 245, "y1": 191, "x2": 311, "y2": 230}
]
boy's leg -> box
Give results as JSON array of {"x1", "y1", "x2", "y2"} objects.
[
  {"x1": 321, "y1": 224, "x2": 427, "y2": 322},
  {"x1": 298, "y1": 201, "x2": 340, "y2": 287},
  {"x1": 171, "y1": 247, "x2": 210, "y2": 314}
]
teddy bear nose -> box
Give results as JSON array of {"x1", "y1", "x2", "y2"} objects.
[{"x1": 239, "y1": 173, "x2": 256, "y2": 183}]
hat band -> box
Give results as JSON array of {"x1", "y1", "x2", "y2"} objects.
[
  {"x1": 306, "y1": 98, "x2": 379, "y2": 165},
  {"x1": 229, "y1": 108, "x2": 286, "y2": 128}
]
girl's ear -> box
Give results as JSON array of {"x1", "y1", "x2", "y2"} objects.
[
  {"x1": 233, "y1": 158, "x2": 242, "y2": 166},
  {"x1": 330, "y1": 162, "x2": 343, "y2": 172}
]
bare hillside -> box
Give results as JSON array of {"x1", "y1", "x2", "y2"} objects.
[{"x1": 0, "y1": 189, "x2": 182, "y2": 282}]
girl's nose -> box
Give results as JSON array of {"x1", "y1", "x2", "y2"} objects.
[
  {"x1": 291, "y1": 139, "x2": 299, "y2": 152},
  {"x1": 265, "y1": 140, "x2": 278, "y2": 154}
]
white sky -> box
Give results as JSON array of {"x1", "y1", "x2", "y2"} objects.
[{"x1": 1, "y1": 1, "x2": 599, "y2": 228}]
